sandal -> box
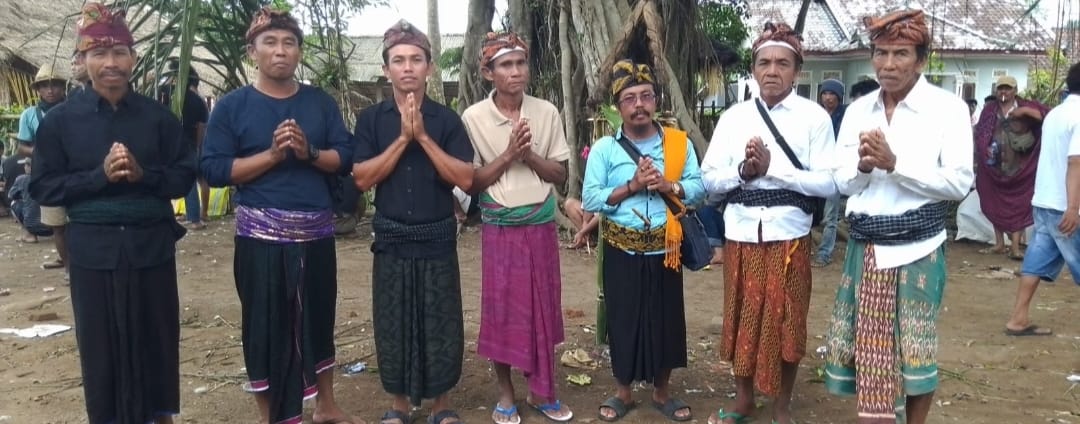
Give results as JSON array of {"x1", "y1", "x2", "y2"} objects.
[
  {"x1": 379, "y1": 409, "x2": 410, "y2": 424},
  {"x1": 709, "y1": 409, "x2": 750, "y2": 424},
  {"x1": 491, "y1": 403, "x2": 521, "y2": 424},
  {"x1": 529, "y1": 399, "x2": 573, "y2": 422},
  {"x1": 598, "y1": 396, "x2": 636, "y2": 422},
  {"x1": 1004, "y1": 324, "x2": 1052, "y2": 336},
  {"x1": 811, "y1": 258, "x2": 830, "y2": 268},
  {"x1": 427, "y1": 409, "x2": 462, "y2": 424},
  {"x1": 652, "y1": 398, "x2": 692, "y2": 422},
  {"x1": 41, "y1": 258, "x2": 64, "y2": 270}
]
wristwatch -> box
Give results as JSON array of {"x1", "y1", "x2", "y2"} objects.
[
  {"x1": 671, "y1": 182, "x2": 682, "y2": 197},
  {"x1": 306, "y1": 144, "x2": 320, "y2": 162}
]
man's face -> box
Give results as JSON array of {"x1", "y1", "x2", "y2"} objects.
[
  {"x1": 996, "y1": 84, "x2": 1017, "y2": 105},
  {"x1": 871, "y1": 44, "x2": 926, "y2": 95},
  {"x1": 482, "y1": 51, "x2": 529, "y2": 96},
  {"x1": 819, "y1": 91, "x2": 839, "y2": 111},
  {"x1": 382, "y1": 44, "x2": 432, "y2": 94},
  {"x1": 71, "y1": 55, "x2": 88, "y2": 83},
  {"x1": 35, "y1": 81, "x2": 66, "y2": 103},
  {"x1": 752, "y1": 46, "x2": 799, "y2": 100},
  {"x1": 83, "y1": 45, "x2": 135, "y2": 90},
  {"x1": 247, "y1": 29, "x2": 301, "y2": 81},
  {"x1": 615, "y1": 83, "x2": 657, "y2": 128}
]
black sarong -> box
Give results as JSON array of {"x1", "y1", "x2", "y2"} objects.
[
  {"x1": 234, "y1": 236, "x2": 338, "y2": 424},
  {"x1": 372, "y1": 251, "x2": 464, "y2": 405},
  {"x1": 70, "y1": 256, "x2": 180, "y2": 424},
  {"x1": 602, "y1": 244, "x2": 688, "y2": 385}
]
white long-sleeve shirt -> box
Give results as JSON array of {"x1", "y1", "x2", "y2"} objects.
[
  {"x1": 835, "y1": 76, "x2": 974, "y2": 268},
  {"x1": 701, "y1": 92, "x2": 838, "y2": 243}
]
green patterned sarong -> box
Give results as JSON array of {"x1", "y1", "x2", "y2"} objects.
[
  {"x1": 824, "y1": 240, "x2": 946, "y2": 423},
  {"x1": 478, "y1": 192, "x2": 556, "y2": 226}
]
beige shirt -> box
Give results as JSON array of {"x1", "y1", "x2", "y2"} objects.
[{"x1": 462, "y1": 93, "x2": 571, "y2": 208}]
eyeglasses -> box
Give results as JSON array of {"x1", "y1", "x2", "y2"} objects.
[{"x1": 618, "y1": 92, "x2": 656, "y2": 107}]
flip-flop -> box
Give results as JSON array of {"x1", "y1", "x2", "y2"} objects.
[
  {"x1": 492, "y1": 403, "x2": 521, "y2": 424},
  {"x1": 598, "y1": 396, "x2": 636, "y2": 422},
  {"x1": 1004, "y1": 325, "x2": 1052, "y2": 336},
  {"x1": 41, "y1": 259, "x2": 64, "y2": 270},
  {"x1": 427, "y1": 409, "x2": 462, "y2": 424},
  {"x1": 978, "y1": 247, "x2": 1006, "y2": 254},
  {"x1": 379, "y1": 409, "x2": 410, "y2": 424},
  {"x1": 709, "y1": 409, "x2": 750, "y2": 424},
  {"x1": 529, "y1": 399, "x2": 573, "y2": 422},
  {"x1": 652, "y1": 398, "x2": 692, "y2": 422},
  {"x1": 1009, "y1": 253, "x2": 1025, "y2": 261}
]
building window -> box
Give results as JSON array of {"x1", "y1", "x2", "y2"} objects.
[
  {"x1": 992, "y1": 69, "x2": 1008, "y2": 77},
  {"x1": 796, "y1": 71, "x2": 812, "y2": 98},
  {"x1": 822, "y1": 70, "x2": 842, "y2": 81}
]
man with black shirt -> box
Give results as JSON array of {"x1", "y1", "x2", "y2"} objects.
[
  {"x1": 29, "y1": 3, "x2": 195, "y2": 423},
  {"x1": 352, "y1": 20, "x2": 474, "y2": 424}
]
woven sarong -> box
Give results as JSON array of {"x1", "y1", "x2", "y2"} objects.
[
  {"x1": 825, "y1": 241, "x2": 946, "y2": 423},
  {"x1": 477, "y1": 221, "x2": 564, "y2": 399},
  {"x1": 721, "y1": 236, "x2": 812, "y2": 396}
]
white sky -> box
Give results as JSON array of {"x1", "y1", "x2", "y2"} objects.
[
  {"x1": 347, "y1": 0, "x2": 510, "y2": 36},
  {"x1": 345, "y1": 0, "x2": 1072, "y2": 36}
]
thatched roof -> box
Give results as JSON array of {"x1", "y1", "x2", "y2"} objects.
[{"x1": 0, "y1": 0, "x2": 227, "y2": 90}]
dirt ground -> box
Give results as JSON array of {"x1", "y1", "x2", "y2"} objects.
[{"x1": 1, "y1": 216, "x2": 1078, "y2": 424}]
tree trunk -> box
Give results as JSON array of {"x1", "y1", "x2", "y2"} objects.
[
  {"x1": 559, "y1": 0, "x2": 581, "y2": 200},
  {"x1": 570, "y1": 0, "x2": 628, "y2": 101},
  {"x1": 459, "y1": 0, "x2": 496, "y2": 112},
  {"x1": 508, "y1": 0, "x2": 533, "y2": 52},
  {"x1": 426, "y1": 0, "x2": 445, "y2": 104}
]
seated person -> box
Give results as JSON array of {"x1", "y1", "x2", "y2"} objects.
[
  {"x1": 8, "y1": 158, "x2": 52, "y2": 242},
  {"x1": 563, "y1": 197, "x2": 598, "y2": 249}
]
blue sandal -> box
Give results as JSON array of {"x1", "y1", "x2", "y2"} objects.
[
  {"x1": 491, "y1": 403, "x2": 521, "y2": 424},
  {"x1": 530, "y1": 399, "x2": 573, "y2": 422}
]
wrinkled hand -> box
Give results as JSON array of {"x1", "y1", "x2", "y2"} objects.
[
  {"x1": 741, "y1": 136, "x2": 770, "y2": 179},
  {"x1": 103, "y1": 142, "x2": 143, "y2": 183},
  {"x1": 858, "y1": 129, "x2": 896, "y2": 172},
  {"x1": 503, "y1": 118, "x2": 532, "y2": 162},
  {"x1": 1060, "y1": 209, "x2": 1080, "y2": 237}
]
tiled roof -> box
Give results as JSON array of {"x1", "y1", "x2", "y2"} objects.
[{"x1": 747, "y1": 0, "x2": 1052, "y2": 54}]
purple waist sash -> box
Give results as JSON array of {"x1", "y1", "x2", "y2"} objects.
[{"x1": 235, "y1": 205, "x2": 334, "y2": 242}]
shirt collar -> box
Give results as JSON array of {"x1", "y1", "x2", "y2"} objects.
[
  {"x1": 483, "y1": 90, "x2": 529, "y2": 126},
  {"x1": 873, "y1": 74, "x2": 932, "y2": 113},
  {"x1": 615, "y1": 121, "x2": 664, "y2": 144},
  {"x1": 757, "y1": 89, "x2": 800, "y2": 112},
  {"x1": 80, "y1": 84, "x2": 138, "y2": 110}
]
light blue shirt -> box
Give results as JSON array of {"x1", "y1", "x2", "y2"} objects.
[
  {"x1": 16, "y1": 106, "x2": 43, "y2": 144},
  {"x1": 582, "y1": 126, "x2": 705, "y2": 254}
]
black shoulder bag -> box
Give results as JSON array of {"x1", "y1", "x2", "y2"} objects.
[
  {"x1": 753, "y1": 99, "x2": 826, "y2": 226},
  {"x1": 614, "y1": 132, "x2": 712, "y2": 271}
]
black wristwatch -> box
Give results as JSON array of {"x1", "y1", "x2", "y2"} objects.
[{"x1": 306, "y1": 144, "x2": 320, "y2": 162}]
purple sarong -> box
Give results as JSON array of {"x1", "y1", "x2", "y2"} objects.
[
  {"x1": 974, "y1": 99, "x2": 1048, "y2": 232},
  {"x1": 477, "y1": 221, "x2": 564, "y2": 399}
]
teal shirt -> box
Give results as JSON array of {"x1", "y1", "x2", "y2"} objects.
[
  {"x1": 582, "y1": 127, "x2": 705, "y2": 254},
  {"x1": 17, "y1": 106, "x2": 43, "y2": 144}
]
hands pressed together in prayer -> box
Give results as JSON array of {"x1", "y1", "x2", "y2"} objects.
[
  {"x1": 629, "y1": 156, "x2": 676, "y2": 194},
  {"x1": 739, "y1": 136, "x2": 771, "y2": 181},
  {"x1": 270, "y1": 119, "x2": 312, "y2": 161},
  {"x1": 502, "y1": 118, "x2": 533, "y2": 163},
  {"x1": 397, "y1": 92, "x2": 429, "y2": 143},
  {"x1": 103, "y1": 142, "x2": 144, "y2": 183},
  {"x1": 857, "y1": 129, "x2": 897, "y2": 173}
]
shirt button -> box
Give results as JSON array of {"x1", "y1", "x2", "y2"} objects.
[
  {"x1": 407, "y1": 188, "x2": 412, "y2": 193},
  {"x1": 119, "y1": 225, "x2": 126, "y2": 231},
  {"x1": 407, "y1": 166, "x2": 412, "y2": 171},
  {"x1": 407, "y1": 210, "x2": 413, "y2": 215}
]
